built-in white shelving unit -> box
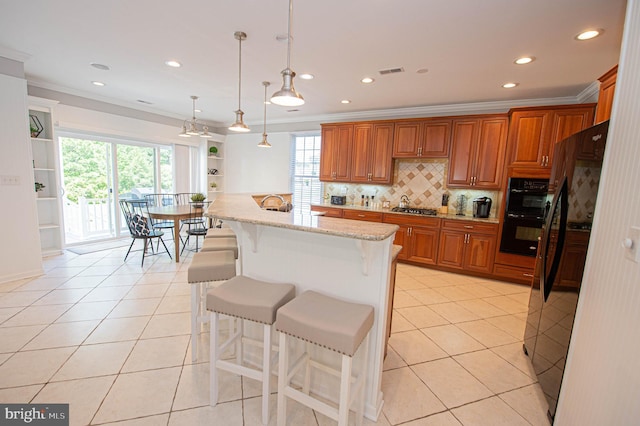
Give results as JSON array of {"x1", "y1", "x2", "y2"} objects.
[
  {"x1": 206, "y1": 137, "x2": 225, "y2": 200},
  {"x1": 28, "y1": 96, "x2": 64, "y2": 256}
]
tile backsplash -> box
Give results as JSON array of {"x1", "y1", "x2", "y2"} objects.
[{"x1": 324, "y1": 159, "x2": 502, "y2": 218}]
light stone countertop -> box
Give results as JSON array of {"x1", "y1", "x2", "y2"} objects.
[
  {"x1": 311, "y1": 202, "x2": 500, "y2": 224},
  {"x1": 205, "y1": 193, "x2": 399, "y2": 241}
]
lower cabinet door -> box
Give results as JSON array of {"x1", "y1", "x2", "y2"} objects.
[
  {"x1": 392, "y1": 225, "x2": 410, "y2": 261},
  {"x1": 437, "y1": 230, "x2": 465, "y2": 269},
  {"x1": 464, "y1": 233, "x2": 496, "y2": 273},
  {"x1": 408, "y1": 227, "x2": 439, "y2": 265}
]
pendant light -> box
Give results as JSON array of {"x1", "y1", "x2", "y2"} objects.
[
  {"x1": 258, "y1": 81, "x2": 272, "y2": 148},
  {"x1": 179, "y1": 95, "x2": 210, "y2": 138},
  {"x1": 271, "y1": 0, "x2": 304, "y2": 107},
  {"x1": 229, "y1": 31, "x2": 250, "y2": 132}
]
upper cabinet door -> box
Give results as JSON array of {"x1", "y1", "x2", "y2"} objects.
[
  {"x1": 369, "y1": 123, "x2": 394, "y2": 183},
  {"x1": 474, "y1": 116, "x2": 508, "y2": 188},
  {"x1": 320, "y1": 124, "x2": 353, "y2": 182},
  {"x1": 350, "y1": 124, "x2": 373, "y2": 182},
  {"x1": 547, "y1": 107, "x2": 595, "y2": 167},
  {"x1": 392, "y1": 121, "x2": 421, "y2": 157},
  {"x1": 448, "y1": 119, "x2": 479, "y2": 186},
  {"x1": 595, "y1": 65, "x2": 617, "y2": 124},
  {"x1": 506, "y1": 110, "x2": 549, "y2": 168},
  {"x1": 421, "y1": 120, "x2": 451, "y2": 157}
]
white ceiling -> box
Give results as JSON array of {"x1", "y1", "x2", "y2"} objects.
[{"x1": 0, "y1": 0, "x2": 627, "y2": 130}]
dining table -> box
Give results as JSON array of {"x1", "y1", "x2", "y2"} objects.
[{"x1": 147, "y1": 205, "x2": 193, "y2": 262}]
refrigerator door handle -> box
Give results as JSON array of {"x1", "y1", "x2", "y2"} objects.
[{"x1": 541, "y1": 177, "x2": 569, "y2": 302}]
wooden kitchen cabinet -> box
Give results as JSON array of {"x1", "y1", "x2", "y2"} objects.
[
  {"x1": 437, "y1": 220, "x2": 497, "y2": 273},
  {"x1": 506, "y1": 104, "x2": 595, "y2": 170},
  {"x1": 310, "y1": 205, "x2": 344, "y2": 218},
  {"x1": 383, "y1": 214, "x2": 440, "y2": 265},
  {"x1": 447, "y1": 115, "x2": 508, "y2": 189},
  {"x1": 351, "y1": 122, "x2": 394, "y2": 184},
  {"x1": 392, "y1": 119, "x2": 451, "y2": 158},
  {"x1": 320, "y1": 124, "x2": 353, "y2": 182},
  {"x1": 557, "y1": 230, "x2": 590, "y2": 289},
  {"x1": 595, "y1": 65, "x2": 617, "y2": 124}
]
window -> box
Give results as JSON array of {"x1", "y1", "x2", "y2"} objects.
[{"x1": 290, "y1": 134, "x2": 322, "y2": 211}]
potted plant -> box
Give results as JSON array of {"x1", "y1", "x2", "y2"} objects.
[
  {"x1": 191, "y1": 192, "x2": 206, "y2": 207},
  {"x1": 30, "y1": 125, "x2": 39, "y2": 138},
  {"x1": 35, "y1": 182, "x2": 45, "y2": 196},
  {"x1": 209, "y1": 182, "x2": 217, "y2": 190},
  {"x1": 209, "y1": 146, "x2": 218, "y2": 157}
]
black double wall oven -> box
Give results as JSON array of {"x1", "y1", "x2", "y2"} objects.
[{"x1": 499, "y1": 178, "x2": 549, "y2": 257}]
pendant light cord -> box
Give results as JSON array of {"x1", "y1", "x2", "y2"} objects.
[
  {"x1": 263, "y1": 84, "x2": 268, "y2": 135},
  {"x1": 237, "y1": 36, "x2": 243, "y2": 110},
  {"x1": 286, "y1": 0, "x2": 293, "y2": 69}
]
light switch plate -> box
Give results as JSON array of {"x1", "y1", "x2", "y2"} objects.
[{"x1": 624, "y1": 226, "x2": 640, "y2": 263}]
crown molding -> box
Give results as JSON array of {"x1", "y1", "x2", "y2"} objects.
[
  {"x1": 576, "y1": 81, "x2": 600, "y2": 103},
  {"x1": 0, "y1": 45, "x2": 31, "y2": 62}
]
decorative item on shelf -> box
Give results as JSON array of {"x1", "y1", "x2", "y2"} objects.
[
  {"x1": 29, "y1": 115, "x2": 43, "y2": 138},
  {"x1": 209, "y1": 146, "x2": 218, "y2": 156},
  {"x1": 179, "y1": 96, "x2": 211, "y2": 138},
  {"x1": 271, "y1": 0, "x2": 304, "y2": 106},
  {"x1": 258, "y1": 81, "x2": 272, "y2": 148},
  {"x1": 209, "y1": 182, "x2": 217, "y2": 190},
  {"x1": 229, "y1": 31, "x2": 250, "y2": 132},
  {"x1": 35, "y1": 181, "x2": 45, "y2": 195},
  {"x1": 208, "y1": 168, "x2": 218, "y2": 175}
]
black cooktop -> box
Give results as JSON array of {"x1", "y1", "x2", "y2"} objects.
[{"x1": 391, "y1": 207, "x2": 438, "y2": 216}]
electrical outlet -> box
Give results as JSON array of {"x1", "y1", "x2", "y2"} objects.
[
  {"x1": 623, "y1": 226, "x2": 640, "y2": 263},
  {"x1": 0, "y1": 175, "x2": 20, "y2": 185}
]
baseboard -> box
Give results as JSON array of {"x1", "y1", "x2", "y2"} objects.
[{"x1": 0, "y1": 267, "x2": 44, "y2": 285}]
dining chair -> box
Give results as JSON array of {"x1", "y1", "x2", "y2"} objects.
[
  {"x1": 144, "y1": 193, "x2": 176, "y2": 246},
  {"x1": 119, "y1": 199, "x2": 172, "y2": 266},
  {"x1": 181, "y1": 201, "x2": 211, "y2": 255}
]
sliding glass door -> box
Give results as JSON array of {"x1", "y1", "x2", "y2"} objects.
[{"x1": 59, "y1": 135, "x2": 172, "y2": 245}]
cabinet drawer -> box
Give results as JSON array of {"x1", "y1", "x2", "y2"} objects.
[
  {"x1": 383, "y1": 214, "x2": 440, "y2": 228},
  {"x1": 493, "y1": 264, "x2": 534, "y2": 283},
  {"x1": 310, "y1": 205, "x2": 343, "y2": 218},
  {"x1": 441, "y1": 219, "x2": 497, "y2": 234},
  {"x1": 343, "y1": 210, "x2": 383, "y2": 222}
]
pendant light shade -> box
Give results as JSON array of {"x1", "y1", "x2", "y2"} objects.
[
  {"x1": 271, "y1": 0, "x2": 304, "y2": 106},
  {"x1": 258, "y1": 81, "x2": 272, "y2": 148},
  {"x1": 229, "y1": 31, "x2": 250, "y2": 132},
  {"x1": 179, "y1": 95, "x2": 210, "y2": 138}
]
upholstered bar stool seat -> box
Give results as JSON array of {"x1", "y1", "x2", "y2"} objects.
[
  {"x1": 274, "y1": 290, "x2": 374, "y2": 426},
  {"x1": 205, "y1": 227, "x2": 236, "y2": 239},
  {"x1": 207, "y1": 276, "x2": 295, "y2": 425},
  {"x1": 201, "y1": 237, "x2": 238, "y2": 259},
  {"x1": 187, "y1": 250, "x2": 236, "y2": 361}
]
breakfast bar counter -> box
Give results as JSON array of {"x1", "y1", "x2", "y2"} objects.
[{"x1": 205, "y1": 193, "x2": 399, "y2": 421}]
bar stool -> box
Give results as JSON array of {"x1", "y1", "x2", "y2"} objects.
[
  {"x1": 274, "y1": 290, "x2": 374, "y2": 426},
  {"x1": 205, "y1": 227, "x2": 236, "y2": 239},
  {"x1": 187, "y1": 250, "x2": 236, "y2": 362},
  {"x1": 201, "y1": 236, "x2": 238, "y2": 259},
  {"x1": 207, "y1": 276, "x2": 295, "y2": 425}
]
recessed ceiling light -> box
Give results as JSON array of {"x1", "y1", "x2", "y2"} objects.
[
  {"x1": 514, "y1": 56, "x2": 535, "y2": 65},
  {"x1": 576, "y1": 29, "x2": 602, "y2": 40},
  {"x1": 361, "y1": 77, "x2": 374, "y2": 84},
  {"x1": 165, "y1": 60, "x2": 182, "y2": 68},
  {"x1": 92, "y1": 81, "x2": 105, "y2": 86},
  {"x1": 299, "y1": 73, "x2": 314, "y2": 80},
  {"x1": 502, "y1": 82, "x2": 518, "y2": 88},
  {"x1": 341, "y1": 100, "x2": 351, "y2": 104},
  {"x1": 194, "y1": 109, "x2": 202, "y2": 113},
  {"x1": 90, "y1": 62, "x2": 110, "y2": 71},
  {"x1": 416, "y1": 68, "x2": 429, "y2": 74}
]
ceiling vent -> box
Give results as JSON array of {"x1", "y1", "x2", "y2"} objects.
[{"x1": 379, "y1": 67, "x2": 405, "y2": 75}]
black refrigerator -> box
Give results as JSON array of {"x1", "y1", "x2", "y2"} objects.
[{"x1": 523, "y1": 120, "x2": 609, "y2": 422}]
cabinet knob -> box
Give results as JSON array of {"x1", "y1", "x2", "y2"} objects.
[{"x1": 464, "y1": 225, "x2": 473, "y2": 229}]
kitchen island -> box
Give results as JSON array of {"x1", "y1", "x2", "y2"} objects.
[{"x1": 206, "y1": 193, "x2": 399, "y2": 421}]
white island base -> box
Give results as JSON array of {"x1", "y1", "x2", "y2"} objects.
[{"x1": 207, "y1": 195, "x2": 398, "y2": 421}]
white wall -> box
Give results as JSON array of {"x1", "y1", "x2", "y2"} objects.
[
  {"x1": 0, "y1": 73, "x2": 43, "y2": 282},
  {"x1": 224, "y1": 132, "x2": 293, "y2": 193},
  {"x1": 555, "y1": 1, "x2": 640, "y2": 424}
]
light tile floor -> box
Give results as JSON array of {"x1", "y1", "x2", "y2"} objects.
[{"x1": 0, "y1": 241, "x2": 551, "y2": 425}]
